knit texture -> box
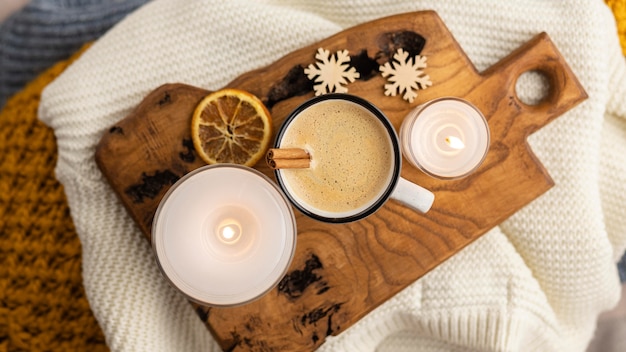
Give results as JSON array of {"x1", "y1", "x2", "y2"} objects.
[
  {"x1": 611, "y1": 0, "x2": 626, "y2": 283},
  {"x1": 0, "y1": 44, "x2": 108, "y2": 352},
  {"x1": 36, "y1": 0, "x2": 626, "y2": 351},
  {"x1": 0, "y1": 0, "x2": 151, "y2": 110}
]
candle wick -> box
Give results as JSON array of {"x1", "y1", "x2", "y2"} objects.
[{"x1": 445, "y1": 136, "x2": 465, "y2": 150}]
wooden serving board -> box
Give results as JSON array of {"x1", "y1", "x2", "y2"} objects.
[{"x1": 95, "y1": 11, "x2": 587, "y2": 351}]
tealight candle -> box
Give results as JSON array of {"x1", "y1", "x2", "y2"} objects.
[
  {"x1": 152, "y1": 164, "x2": 296, "y2": 307},
  {"x1": 400, "y1": 97, "x2": 490, "y2": 179}
]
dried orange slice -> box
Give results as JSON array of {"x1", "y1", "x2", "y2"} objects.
[{"x1": 191, "y1": 89, "x2": 272, "y2": 166}]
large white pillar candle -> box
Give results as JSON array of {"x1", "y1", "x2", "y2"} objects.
[
  {"x1": 400, "y1": 97, "x2": 490, "y2": 179},
  {"x1": 152, "y1": 164, "x2": 297, "y2": 307}
]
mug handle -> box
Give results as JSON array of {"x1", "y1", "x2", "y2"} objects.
[{"x1": 390, "y1": 177, "x2": 434, "y2": 214}]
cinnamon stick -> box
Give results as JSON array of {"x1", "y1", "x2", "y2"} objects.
[
  {"x1": 267, "y1": 148, "x2": 309, "y2": 160},
  {"x1": 268, "y1": 158, "x2": 310, "y2": 169},
  {"x1": 266, "y1": 148, "x2": 310, "y2": 169}
]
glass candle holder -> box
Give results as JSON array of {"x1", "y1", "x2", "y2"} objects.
[
  {"x1": 400, "y1": 97, "x2": 490, "y2": 179},
  {"x1": 152, "y1": 164, "x2": 297, "y2": 307}
]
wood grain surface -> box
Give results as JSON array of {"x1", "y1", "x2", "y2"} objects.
[{"x1": 95, "y1": 11, "x2": 587, "y2": 351}]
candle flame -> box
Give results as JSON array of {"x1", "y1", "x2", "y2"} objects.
[
  {"x1": 445, "y1": 136, "x2": 465, "y2": 150},
  {"x1": 221, "y1": 225, "x2": 236, "y2": 240},
  {"x1": 217, "y1": 221, "x2": 242, "y2": 244}
]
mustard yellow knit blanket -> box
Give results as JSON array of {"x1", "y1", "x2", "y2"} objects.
[{"x1": 0, "y1": 45, "x2": 107, "y2": 351}]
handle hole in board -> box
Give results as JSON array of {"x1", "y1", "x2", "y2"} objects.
[{"x1": 514, "y1": 70, "x2": 552, "y2": 106}]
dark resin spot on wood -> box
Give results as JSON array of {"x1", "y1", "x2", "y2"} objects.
[
  {"x1": 316, "y1": 286, "x2": 330, "y2": 295},
  {"x1": 265, "y1": 65, "x2": 314, "y2": 109},
  {"x1": 301, "y1": 303, "x2": 342, "y2": 325},
  {"x1": 109, "y1": 126, "x2": 124, "y2": 135},
  {"x1": 377, "y1": 30, "x2": 426, "y2": 61},
  {"x1": 350, "y1": 49, "x2": 380, "y2": 81},
  {"x1": 195, "y1": 306, "x2": 209, "y2": 322},
  {"x1": 124, "y1": 170, "x2": 179, "y2": 203},
  {"x1": 179, "y1": 138, "x2": 196, "y2": 163},
  {"x1": 278, "y1": 254, "x2": 325, "y2": 299},
  {"x1": 312, "y1": 332, "x2": 319, "y2": 344},
  {"x1": 158, "y1": 91, "x2": 172, "y2": 106},
  {"x1": 224, "y1": 331, "x2": 242, "y2": 352}
]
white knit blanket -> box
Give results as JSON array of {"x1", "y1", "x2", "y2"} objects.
[{"x1": 38, "y1": 0, "x2": 626, "y2": 351}]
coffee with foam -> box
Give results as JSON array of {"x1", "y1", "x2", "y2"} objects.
[{"x1": 277, "y1": 99, "x2": 395, "y2": 218}]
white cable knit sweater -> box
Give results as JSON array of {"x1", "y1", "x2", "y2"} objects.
[{"x1": 38, "y1": 0, "x2": 626, "y2": 351}]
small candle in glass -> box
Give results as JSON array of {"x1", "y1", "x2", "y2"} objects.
[
  {"x1": 400, "y1": 97, "x2": 490, "y2": 179},
  {"x1": 152, "y1": 164, "x2": 296, "y2": 307}
]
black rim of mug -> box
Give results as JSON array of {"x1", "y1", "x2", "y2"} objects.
[{"x1": 273, "y1": 93, "x2": 401, "y2": 224}]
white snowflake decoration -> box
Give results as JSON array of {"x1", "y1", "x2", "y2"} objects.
[
  {"x1": 304, "y1": 48, "x2": 360, "y2": 95},
  {"x1": 379, "y1": 48, "x2": 432, "y2": 103}
]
